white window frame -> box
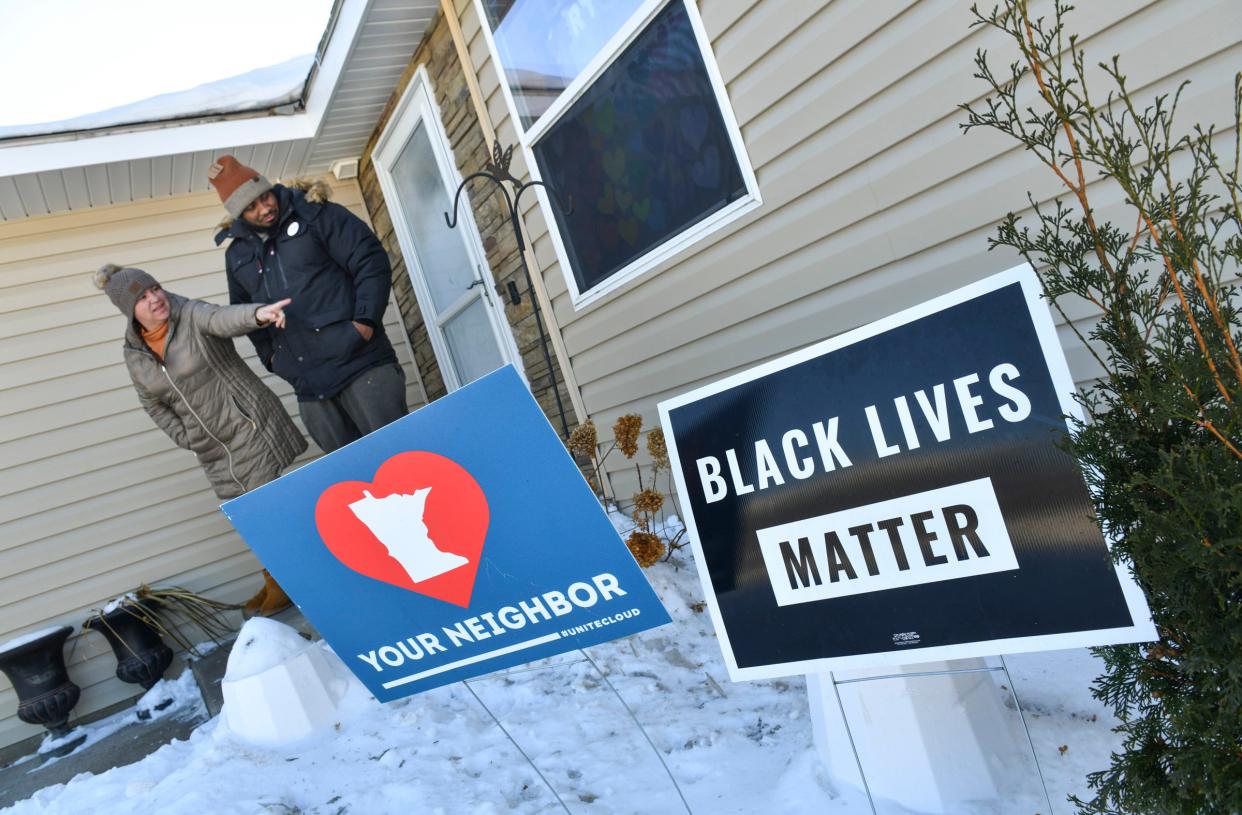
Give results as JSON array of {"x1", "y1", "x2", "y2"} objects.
[
  {"x1": 474, "y1": 0, "x2": 761, "y2": 310},
  {"x1": 371, "y1": 64, "x2": 526, "y2": 391}
]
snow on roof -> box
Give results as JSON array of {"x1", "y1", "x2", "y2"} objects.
[{"x1": 0, "y1": 55, "x2": 316, "y2": 141}]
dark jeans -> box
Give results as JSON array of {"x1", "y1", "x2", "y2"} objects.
[{"x1": 300, "y1": 362, "x2": 408, "y2": 453}]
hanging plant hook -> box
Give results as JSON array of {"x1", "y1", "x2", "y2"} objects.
[
  {"x1": 441, "y1": 141, "x2": 573, "y2": 440},
  {"x1": 444, "y1": 171, "x2": 512, "y2": 230},
  {"x1": 514, "y1": 179, "x2": 574, "y2": 222}
]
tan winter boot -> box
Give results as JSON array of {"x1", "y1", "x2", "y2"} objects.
[
  {"x1": 242, "y1": 571, "x2": 270, "y2": 618},
  {"x1": 256, "y1": 572, "x2": 292, "y2": 617}
]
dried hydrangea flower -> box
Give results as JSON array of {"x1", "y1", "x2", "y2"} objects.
[
  {"x1": 613, "y1": 414, "x2": 643, "y2": 458},
  {"x1": 632, "y1": 488, "x2": 664, "y2": 516},
  {"x1": 567, "y1": 419, "x2": 598, "y2": 458},
  {"x1": 646, "y1": 428, "x2": 669, "y2": 469},
  {"x1": 626, "y1": 530, "x2": 665, "y2": 568}
]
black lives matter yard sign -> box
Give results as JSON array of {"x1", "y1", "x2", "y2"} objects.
[{"x1": 658, "y1": 266, "x2": 1155, "y2": 680}]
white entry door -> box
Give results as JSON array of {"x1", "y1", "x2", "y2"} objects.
[{"x1": 373, "y1": 65, "x2": 522, "y2": 390}]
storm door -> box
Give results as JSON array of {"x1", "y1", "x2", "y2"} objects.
[{"x1": 373, "y1": 66, "x2": 522, "y2": 390}]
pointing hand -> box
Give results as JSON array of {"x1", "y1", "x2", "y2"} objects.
[{"x1": 256, "y1": 298, "x2": 292, "y2": 329}]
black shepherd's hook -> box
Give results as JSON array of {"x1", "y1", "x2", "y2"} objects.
[
  {"x1": 444, "y1": 171, "x2": 510, "y2": 229},
  {"x1": 446, "y1": 172, "x2": 574, "y2": 253},
  {"x1": 514, "y1": 179, "x2": 575, "y2": 227},
  {"x1": 441, "y1": 144, "x2": 574, "y2": 440}
]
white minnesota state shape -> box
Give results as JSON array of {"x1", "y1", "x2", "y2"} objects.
[{"x1": 348, "y1": 488, "x2": 469, "y2": 583}]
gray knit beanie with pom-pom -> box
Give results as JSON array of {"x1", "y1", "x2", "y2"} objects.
[{"x1": 94, "y1": 264, "x2": 159, "y2": 318}]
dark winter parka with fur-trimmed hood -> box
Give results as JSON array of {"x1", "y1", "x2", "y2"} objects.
[
  {"x1": 122, "y1": 293, "x2": 307, "y2": 499},
  {"x1": 215, "y1": 179, "x2": 397, "y2": 401}
]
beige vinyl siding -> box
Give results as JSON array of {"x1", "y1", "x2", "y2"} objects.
[
  {"x1": 0, "y1": 178, "x2": 426, "y2": 751},
  {"x1": 456, "y1": 0, "x2": 1242, "y2": 491}
]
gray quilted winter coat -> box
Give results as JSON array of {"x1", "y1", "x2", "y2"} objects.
[{"x1": 123, "y1": 293, "x2": 307, "y2": 499}]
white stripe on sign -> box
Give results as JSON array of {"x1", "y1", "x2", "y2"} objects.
[
  {"x1": 381, "y1": 632, "x2": 564, "y2": 689},
  {"x1": 756, "y1": 477, "x2": 1019, "y2": 606}
]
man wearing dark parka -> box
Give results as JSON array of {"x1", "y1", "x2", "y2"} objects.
[{"x1": 209, "y1": 155, "x2": 408, "y2": 453}]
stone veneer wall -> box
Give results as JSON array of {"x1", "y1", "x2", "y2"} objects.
[{"x1": 357, "y1": 9, "x2": 577, "y2": 433}]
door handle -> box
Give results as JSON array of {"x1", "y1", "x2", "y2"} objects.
[{"x1": 469, "y1": 267, "x2": 495, "y2": 307}]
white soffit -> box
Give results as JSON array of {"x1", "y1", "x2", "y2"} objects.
[{"x1": 0, "y1": 0, "x2": 439, "y2": 221}]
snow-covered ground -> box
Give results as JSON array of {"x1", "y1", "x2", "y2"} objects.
[{"x1": 4, "y1": 547, "x2": 1122, "y2": 815}]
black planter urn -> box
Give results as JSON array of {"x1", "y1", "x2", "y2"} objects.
[
  {"x1": 83, "y1": 602, "x2": 174, "y2": 690},
  {"x1": 0, "y1": 625, "x2": 81, "y2": 738}
]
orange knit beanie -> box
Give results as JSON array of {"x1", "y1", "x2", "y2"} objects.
[{"x1": 208, "y1": 155, "x2": 273, "y2": 219}]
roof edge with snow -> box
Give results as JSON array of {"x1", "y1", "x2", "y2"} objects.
[{"x1": 0, "y1": 0, "x2": 364, "y2": 178}]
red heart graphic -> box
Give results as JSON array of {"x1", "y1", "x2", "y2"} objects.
[{"x1": 314, "y1": 451, "x2": 488, "y2": 607}]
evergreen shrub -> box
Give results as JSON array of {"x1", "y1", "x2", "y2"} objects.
[{"x1": 963, "y1": 2, "x2": 1242, "y2": 811}]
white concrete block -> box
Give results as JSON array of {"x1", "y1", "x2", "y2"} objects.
[
  {"x1": 809, "y1": 658, "x2": 1041, "y2": 814},
  {"x1": 221, "y1": 618, "x2": 352, "y2": 748}
]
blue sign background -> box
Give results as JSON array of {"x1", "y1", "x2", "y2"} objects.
[{"x1": 223, "y1": 366, "x2": 671, "y2": 701}]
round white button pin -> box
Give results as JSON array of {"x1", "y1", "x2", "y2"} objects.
[{"x1": 287, "y1": 221, "x2": 300, "y2": 237}]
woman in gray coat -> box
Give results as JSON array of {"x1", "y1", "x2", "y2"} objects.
[
  {"x1": 96, "y1": 263, "x2": 308, "y2": 614},
  {"x1": 96, "y1": 263, "x2": 307, "y2": 498}
]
